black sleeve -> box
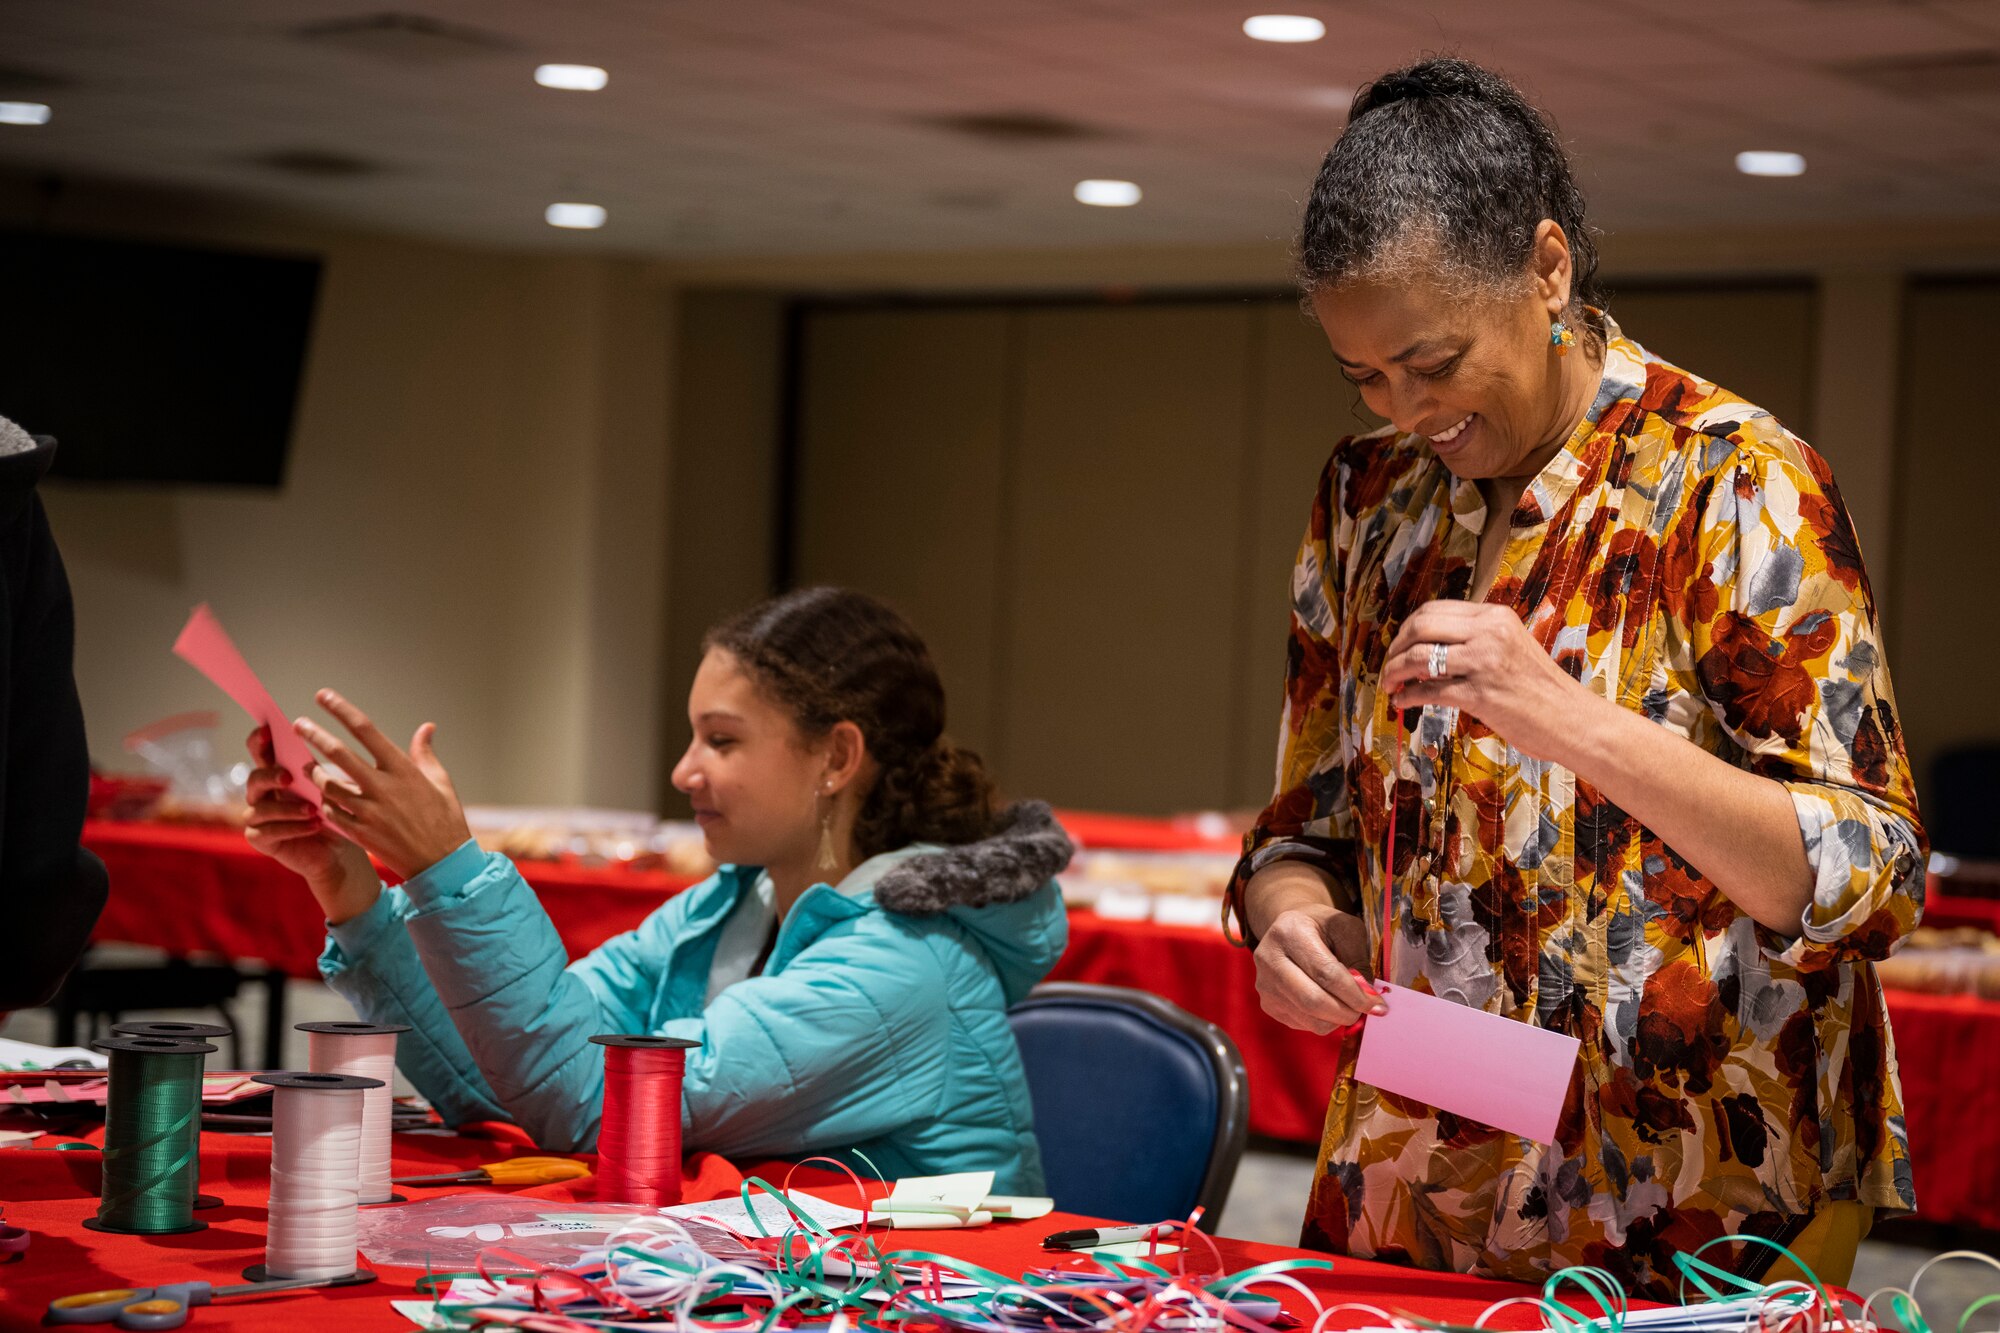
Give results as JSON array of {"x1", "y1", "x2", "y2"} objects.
[{"x1": 0, "y1": 458, "x2": 108, "y2": 1012}]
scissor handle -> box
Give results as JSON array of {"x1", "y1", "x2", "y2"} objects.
[
  {"x1": 485, "y1": 1156, "x2": 591, "y2": 1184},
  {"x1": 47, "y1": 1288, "x2": 148, "y2": 1324},
  {"x1": 113, "y1": 1298, "x2": 191, "y2": 1331},
  {"x1": 48, "y1": 1283, "x2": 204, "y2": 1328}
]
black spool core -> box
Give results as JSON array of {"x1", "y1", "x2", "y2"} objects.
[
  {"x1": 84, "y1": 1215, "x2": 206, "y2": 1235},
  {"x1": 294, "y1": 1021, "x2": 411, "y2": 1037},
  {"x1": 241, "y1": 1266, "x2": 378, "y2": 1287},
  {"x1": 251, "y1": 1072, "x2": 385, "y2": 1092},
  {"x1": 589, "y1": 1034, "x2": 702, "y2": 1050},
  {"x1": 112, "y1": 1021, "x2": 233, "y2": 1041},
  {"x1": 93, "y1": 1036, "x2": 219, "y2": 1057}
]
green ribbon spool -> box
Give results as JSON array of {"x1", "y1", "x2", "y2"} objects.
[
  {"x1": 111, "y1": 1021, "x2": 231, "y2": 1210},
  {"x1": 84, "y1": 1035, "x2": 216, "y2": 1236}
]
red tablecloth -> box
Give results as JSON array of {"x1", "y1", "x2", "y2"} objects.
[
  {"x1": 0, "y1": 1124, "x2": 1563, "y2": 1332},
  {"x1": 1924, "y1": 893, "x2": 2000, "y2": 933},
  {"x1": 1053, "y1": 810, "x2": 1241, "y2": 854}
]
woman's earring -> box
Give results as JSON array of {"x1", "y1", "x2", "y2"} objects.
[
  {"x1": 1550, "y1": 318, "x2": 1576, "y2": 356},
  {"x1": 815, "y1": 792, "x2": 838, "y2": 874}
]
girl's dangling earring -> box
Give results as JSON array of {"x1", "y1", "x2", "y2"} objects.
[
  {"x1": 1550, "y1": 317, "x2": 1576, "y2": 357},
  {"x1": 815, "y1": 788, "x2": 838, "y2": 874}
]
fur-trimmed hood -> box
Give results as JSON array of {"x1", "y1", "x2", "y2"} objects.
[
  {"x1": 874, "y1": 800, "x2": 1074, "y2": 915},
  {"x1": 786, "y1": 799, "x2": 1072, "y2": 1011}
]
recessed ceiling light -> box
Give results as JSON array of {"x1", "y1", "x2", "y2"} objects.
[
  {"x1": 535, "y1": 63, "x2": 608, "y2": 91},
  {"x1": 1736, "y1": 150, "x2": 1805, "y2": 177},
  {"x1": 545, "y1": 202, "x2": 607, "y2": 229},
  {"x1": 1074, "y1": 179, "x2": 1142, "y2": 207},
  {"x1": 0, "y1": 102, "x2": 52, "y2": 126},
  {"x1": 1243, "y1": 15, "x2": 1325, "y2": 42}
]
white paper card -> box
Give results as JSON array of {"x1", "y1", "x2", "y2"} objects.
[
  {"x1": 885, "y1": 1170, "x2": 995, "y2": 1218},
  {"x1": 866, "y1": 1207, "x2": 994, "y2": 1229},
  {"x1": 0, "y1": 1037, "x2": 106, "y2": 1071},
  {"x1": 983, "y1": 1195, "x2": 1054, "y2": 1219}
]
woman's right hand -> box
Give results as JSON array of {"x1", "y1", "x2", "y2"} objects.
[
  {"x1": 243, "y1": 725, "x2": 381, "y2": 925},
  {"x1": 1244, "y1": 864, "x2": 1387, "y2": 1035}
]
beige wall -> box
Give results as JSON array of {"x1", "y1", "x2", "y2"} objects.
[
  {"x1": 25, "y1": 188, "x2": 676, "y2": 809},
  {"x1": 655, "y1": 291, "x2": 788, "y2": 815}
]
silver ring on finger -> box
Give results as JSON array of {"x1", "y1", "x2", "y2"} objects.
[{"x1": 1428, "y1": 642, "x2": 1449, "y2": 680}]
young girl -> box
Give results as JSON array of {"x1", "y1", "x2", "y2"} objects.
[{"x1": 243, "y1": 587, "x2": 1071, "y2": 1192}]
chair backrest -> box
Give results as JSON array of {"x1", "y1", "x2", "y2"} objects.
[{"x1": 1007, "y1": 981, "x2": 1248, "y2": 1232}]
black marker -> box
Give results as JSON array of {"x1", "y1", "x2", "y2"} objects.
[{"x1": 1041, "y1": 1224, "x2": 1167, "y2": 1251}]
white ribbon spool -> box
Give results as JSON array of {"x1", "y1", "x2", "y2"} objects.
[
  {"x1": 253, "y1": 1072, "x2": 379, "y2": 1281},
  {"x1": 300, "y1": 1022, "x2": 404, "y2": 1205}
]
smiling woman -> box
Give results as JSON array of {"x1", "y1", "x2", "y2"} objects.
[
  {"x1": 239, "y1": 587, "x2": 1073, "y2": 1193},
  {"x1": 1225, "y1": 57, "x2": 1925, "y2": 1298}
]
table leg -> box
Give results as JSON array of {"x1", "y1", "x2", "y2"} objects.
[{"x1": 260, "y1": 969, "x2": 287, "y2": 1070}]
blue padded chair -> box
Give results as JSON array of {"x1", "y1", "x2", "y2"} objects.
[{"x1": 1008, "y1": 981, "x2": 1248, "y2": 1232}]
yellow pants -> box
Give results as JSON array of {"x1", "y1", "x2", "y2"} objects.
[{"x1": 1760, "y1": 1203, "x2": 1874, "y2": 1290}]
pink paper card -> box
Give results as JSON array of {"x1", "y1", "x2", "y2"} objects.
[
  {"x1": 1353, "y1": 983, "x2": 1580, "y2": 1143},
  {"x1": 172, "y1": 603, "x2": 320, "y2": 806}
]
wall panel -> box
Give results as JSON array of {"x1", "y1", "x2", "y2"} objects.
[
  {"x1": 997, "y1": 304, "x2": 1254, "y2": 812},
  {"x1": 793, "y1": 308, "x2": 1012, "y2": 761},
  {"x1": 1889, "y1": 279, "x2": 2000, "y2": 814}
]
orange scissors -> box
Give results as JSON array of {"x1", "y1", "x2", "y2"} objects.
[
  {"x1": 391, "y1": 1155, "x2": 591, "y2": 1187},
  {"x1": 46, "y1": 1277, "x2": 340, "y2": 1328}
]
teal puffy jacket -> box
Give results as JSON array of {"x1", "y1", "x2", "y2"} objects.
[{"x1": 318, "y1": 803, "x2": 1072, "y2": 1194}]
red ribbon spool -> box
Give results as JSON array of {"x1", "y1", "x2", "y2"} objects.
[{"x1": 590, "y1": 1034, "x2": 702, "y2": 1206}]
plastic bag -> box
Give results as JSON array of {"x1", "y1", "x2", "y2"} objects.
[
  {"x1": 355, "y1": 1192, "x2": 667, "y2": 1269},
  {"x1": 123, "y1": 711, "x2": 245, "y2": 814}
]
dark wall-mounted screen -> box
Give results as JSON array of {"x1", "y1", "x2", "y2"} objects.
[{"x1": 0, "y1": 230, "x2": 322, "y2": 487}]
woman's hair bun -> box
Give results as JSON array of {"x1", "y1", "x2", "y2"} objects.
[
  {"x1": 917, "y1": 742, "x2": 995, "y2": 842},
  {"x1": 1348, "y1": 57, "x2": 1501, "y2": 120}
]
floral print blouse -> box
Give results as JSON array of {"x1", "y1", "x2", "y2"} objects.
[{"x1": 1229, "y1": 318, "x2": 1925, "y2": 1298}]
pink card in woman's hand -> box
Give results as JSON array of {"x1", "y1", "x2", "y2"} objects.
[
  {"x1": 1352, "y1": 983, "x2": 1580, "y2": 1143},
  {"x1": 172, "y1": 602, "x2": 321, "y2": 806}
]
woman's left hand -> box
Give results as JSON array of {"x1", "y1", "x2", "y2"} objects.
[
  {"x1": 292, "y1": 688, "x2": 471, "y2": 881},
  {"x1": 1382, "y1": 600, "x2": 1599, "y2": 763}
]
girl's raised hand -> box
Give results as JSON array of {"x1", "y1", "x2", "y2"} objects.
[
  {"x1": 242, "y1": 724, "x2": 380, "y2": 924},
  {"x1": 293, "y1": 689, "x2": 471, "y2": 882}
]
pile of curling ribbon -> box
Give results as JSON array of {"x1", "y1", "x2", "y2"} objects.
[{"x1": 401, "y1": 1163, "x2": 2000, "y2": 1333}]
